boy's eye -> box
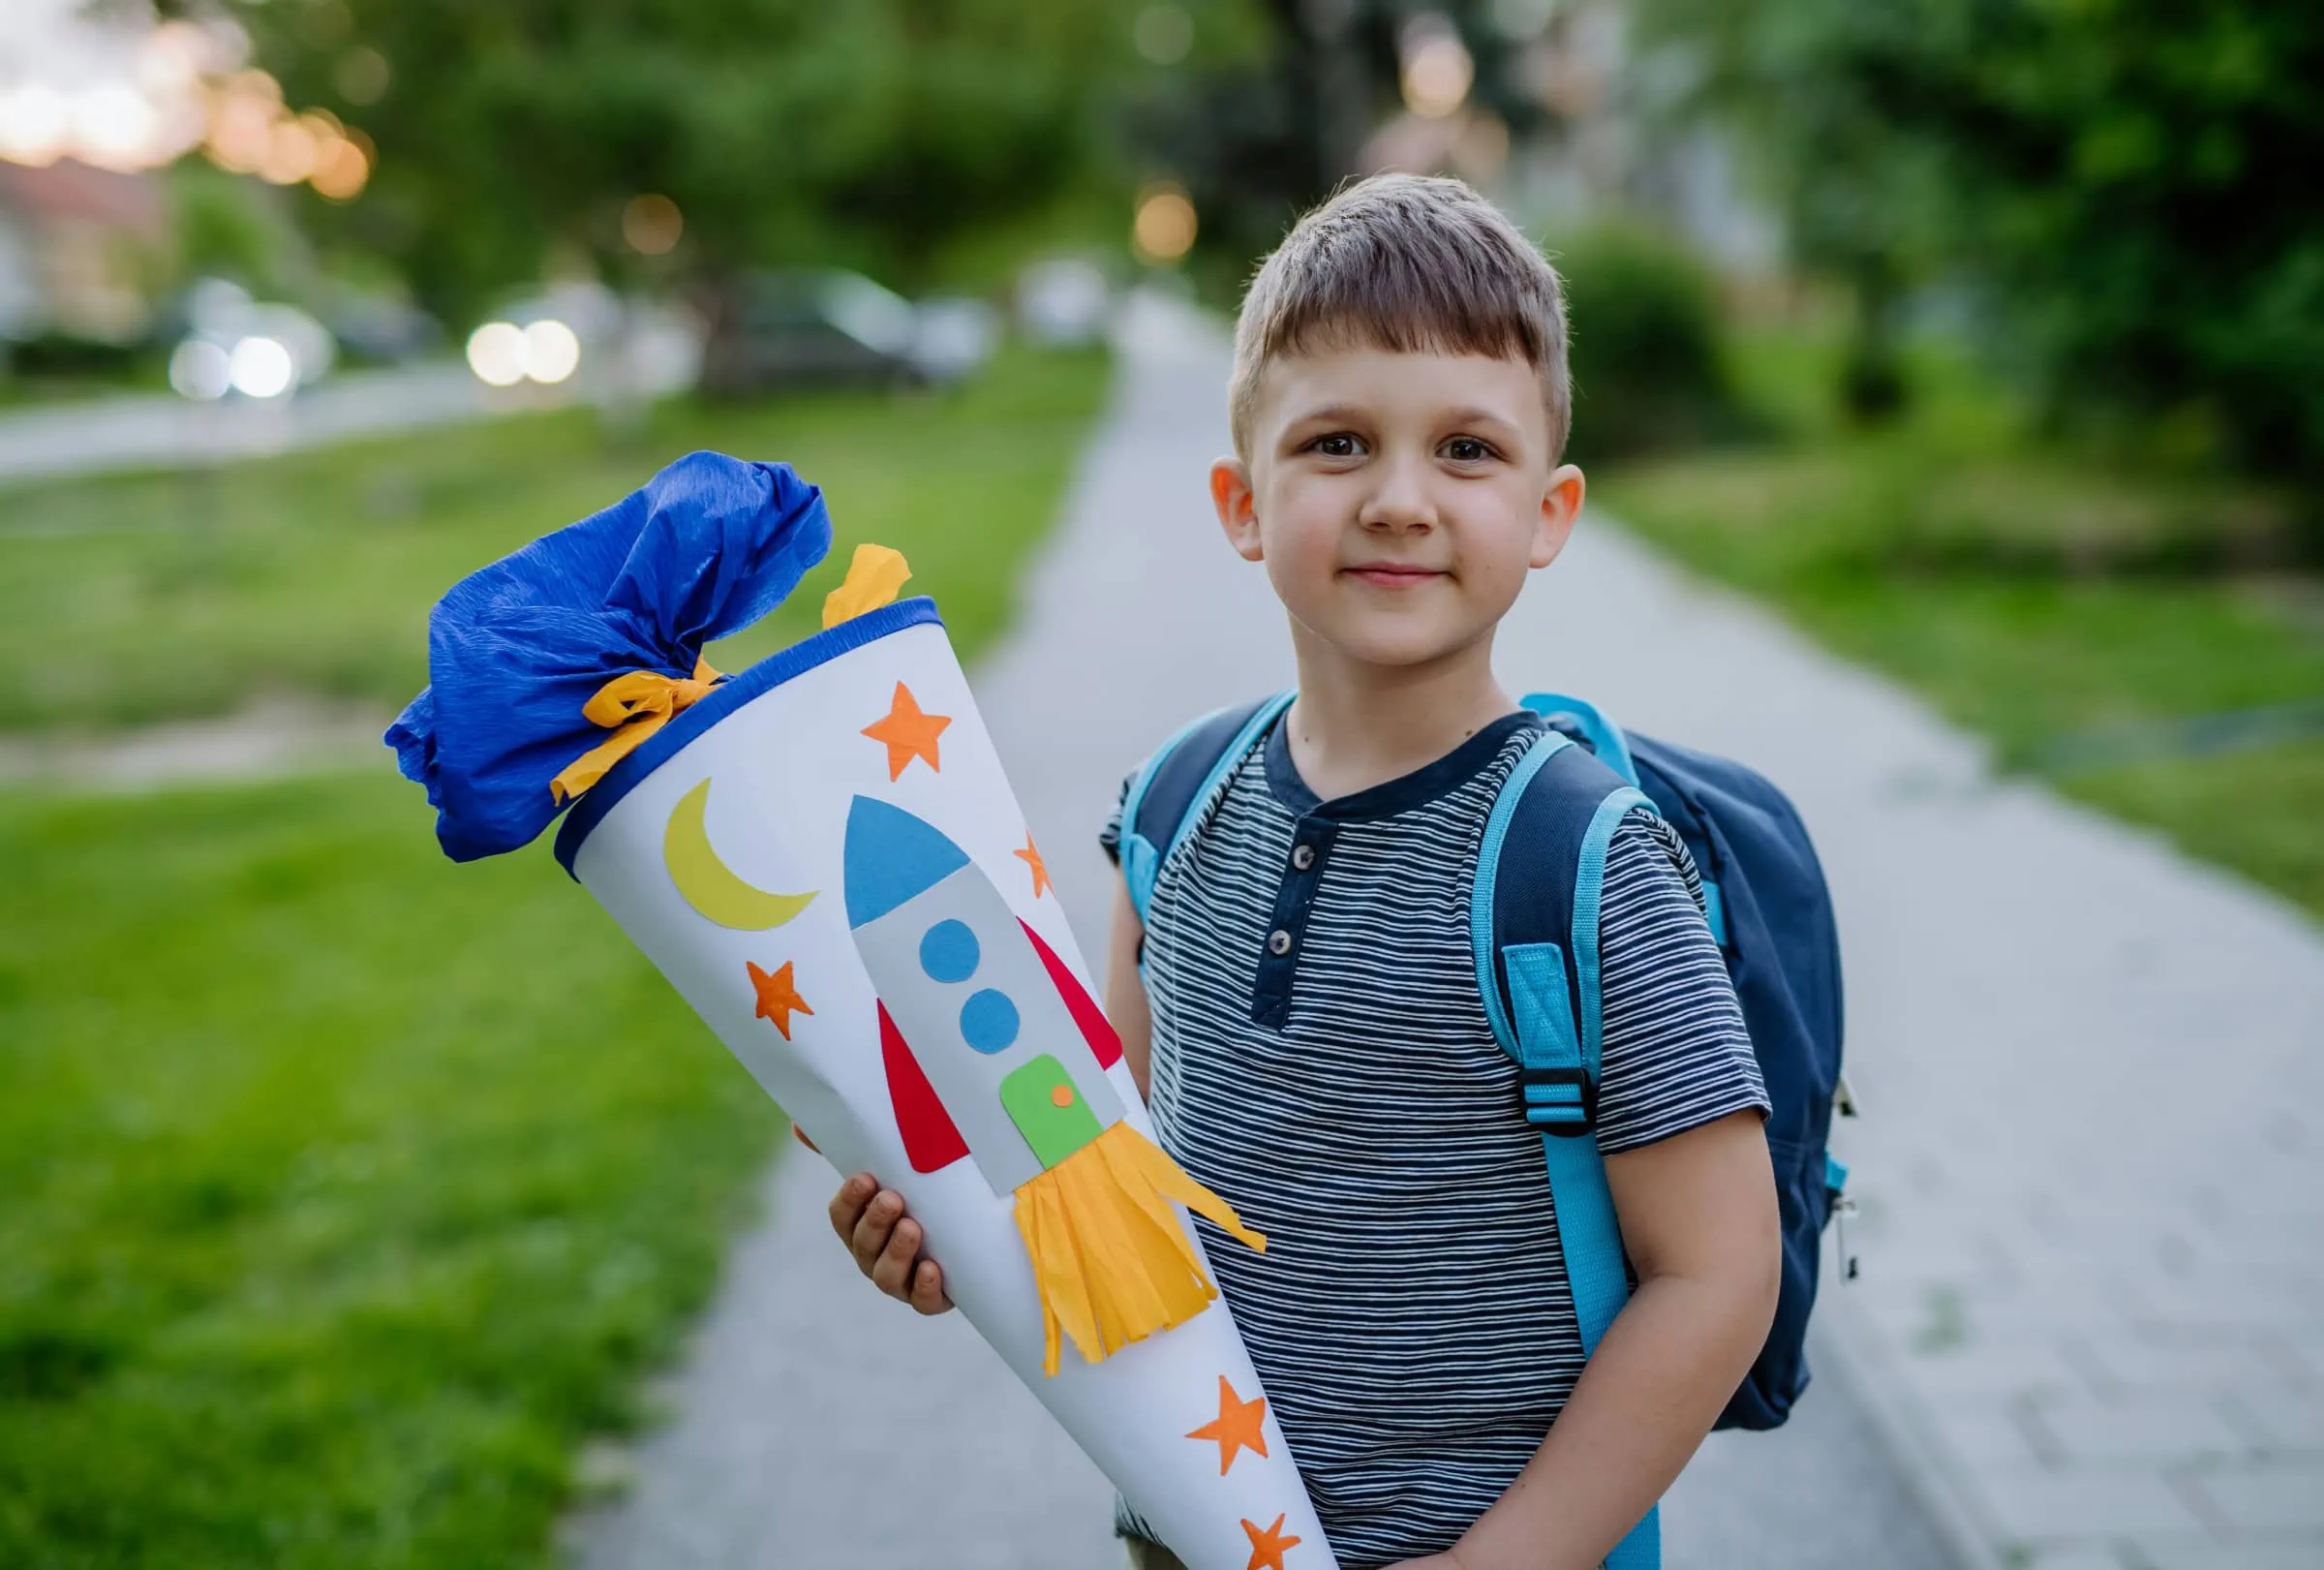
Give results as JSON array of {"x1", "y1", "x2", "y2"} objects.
[
  {"x1": 1443, "y1": 437, "x2": 1496, "y2": 463},
  {"x1": 1309, "y1": 433, "x2": 1365, "y2": 458}
]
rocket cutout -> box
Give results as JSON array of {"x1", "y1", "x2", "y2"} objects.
[{"x1": 844, "y1": 795, "x2": 1267, "y2": 1374}]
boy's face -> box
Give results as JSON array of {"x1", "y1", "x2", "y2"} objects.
[{"x1": 1212, "y1": 345, "x2": 1583, "y2": 672}]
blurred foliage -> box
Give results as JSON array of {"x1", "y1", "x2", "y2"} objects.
[
  {"x1": 1553, "y1": 223, "x2": 1742, "y2": 463},
  {"x1": 1123, "y1": 1, "x2": 1545, "y2": 302},
  {"x1": 1642, "y1": 0, "x2": 2324, "y2": 506},
  {"x1": 165, "y1": 163, "x2": 313, "y2": 308},
  {"x1": 0, "y1": 343, "x2": 1111, "y2": 733},
  {"x1": 196, "y1": 0, "x2": 1142, "y2": 324},
  {"x1": 1594, "y1": 331, "x2": 2324, "y2": 917}
]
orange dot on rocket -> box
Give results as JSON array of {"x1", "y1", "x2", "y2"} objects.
[{"x1": 1050, "y1": 1084, "x2": 1075, "y2": 1108}]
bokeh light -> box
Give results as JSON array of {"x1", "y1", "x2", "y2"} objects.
[
  {"x1": 311, "y1": 132, "x2": 371, "y2": 200},
  {"x1": 522, "y1": 320, "x2": 582, "y2": 385},
  {"x1": 226, "y1": 336, "x2": 295, "y2": 399},
  {"x1": 1133, "y1": 5, "x2": 1194, "y2": 66},
  {"x1": 466, "y1": 322, "x2": 529, "y2": 387},
  {"x1": 623, "y1": 194, "x2": 685, "y2": 256},
  {"x1": 260, "y1": 116, "x2": 320, "y2": 184},
  {"x1": 334, "y1": 46, "x2": 391, "y2": 107},
  {"x1": 0, "y1": 85, "x2": 71, "y2": 167},
  {"x1": 1402, "y1": 20, "x2": 1475, "y2": 119},
  {"x1": 168, "y1": 340, "x2": 232, "y2": 401},
  {"x1": 1132, "y1": 182, "x2": 1198, "y2": 263}
]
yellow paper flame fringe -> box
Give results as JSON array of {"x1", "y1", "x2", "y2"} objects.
[
  {"x1": 1012, "y1": 1120, "x2": 1267, "y2": 1376},
  {"x1": 822, "y1": 543, "x2": 913, "y2": 629}
]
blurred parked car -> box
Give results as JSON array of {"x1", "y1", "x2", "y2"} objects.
[{"x1": 698, "y1": 269, "x2": 995, "y2": 398}]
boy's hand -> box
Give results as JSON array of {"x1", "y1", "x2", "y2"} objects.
[{"x1": 827, "y1": 1172, "x2": 954, "y2": 1315}]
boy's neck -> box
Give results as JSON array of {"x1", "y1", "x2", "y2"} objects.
[{"x1": 1282, "y1": 626, "x2": 1518, "y2": 803}]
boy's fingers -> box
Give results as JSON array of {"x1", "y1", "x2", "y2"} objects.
[
  {"x1": 847, "y1": 1188, "x2": 905, "y2": 1277},
  {"x1": 827, "y1": 1173, "x2": 877, "y2": 1244},
  {"x1": 908, "y1": 1260, "x2": 954, "y2": 1316},
  {"x1": 869, "y1": 1216, "x2": 921, "y2": 1300}
]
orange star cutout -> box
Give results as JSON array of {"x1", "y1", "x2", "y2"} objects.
[
  {"x1": 1240, "y1": 1514, "x2": 1301, "y2": 1570},
  {"x1": 1187, "y1": 1374, "x2": 1269, "y2": 1475},
  {"x1": 746, "y1": 960, "x2": 813, "y2": 1039},
  {"x1": 861, "y1": 682, "x2": 951, "y2": 780},
  {"x1": 1014, "y1": 833, "x2": 1051, "y2": 898}
]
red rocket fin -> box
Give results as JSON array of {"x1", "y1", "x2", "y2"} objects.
[
  {"x1": 1019, "y1": 918, "x2": 1123, "y2": 1070},
  {"x1": 880, "y1": 1001, "x2": 969, "y2": 1172}
]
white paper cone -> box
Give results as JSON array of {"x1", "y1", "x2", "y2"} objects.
[{"x1": 563, "y1": 605, "x2": 1337, "y2": 1570}]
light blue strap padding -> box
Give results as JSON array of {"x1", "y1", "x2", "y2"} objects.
[
  {"x1": 1470, "y1": 730, "x2": 1574, "y2": 1060},
  {"x1": 1480, "y1": 754, "x2": 1663, "y2": 1570},
  {"x1": 1117, "y1": 704, "x2": 1232, "y2": 924},
  {"x1": 1701, "y1": 877, "x2": 1729, "y2": 947},
  {"x1": 1520, "y1": 691, "x2": 1639, "y2": 787},
  {"x1": 1120, "y1": 833, "x2": 1160, "y2": 919},
  {"x1": 1166, "y1": 691, "x2": 1295, "y2": 869},
  {"x1": 1573, "y1": 785, "x2": 1652, "y2": 1074},
  {"x1": 1825, "y1": 1154, "x2": 1850, "y2": 1194}
]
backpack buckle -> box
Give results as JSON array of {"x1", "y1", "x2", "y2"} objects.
[{"x1": 1520, "y1": 1064, "x2": 1597, "y2": 1137}]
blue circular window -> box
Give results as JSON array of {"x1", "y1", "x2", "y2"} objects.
[
  {"x1": 918, "y1": 919, "x2": 980, "y2": 984},
  {"x1": 959, "y1": 989, "x2": 1021, "y2": 1055}
]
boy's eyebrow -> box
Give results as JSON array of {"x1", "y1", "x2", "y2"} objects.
[
  {"x1": 1279, "y1": 402, "x2": 1523, "y2": 430},
  {"x1": 1440, "y1": 406, "x2": 1523, "y2": 432},
  {"x1": 1280, "y1": 402, "x2": 1371, "y2": 428}
]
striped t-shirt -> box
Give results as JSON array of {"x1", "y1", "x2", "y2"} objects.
[{"x1": 1102, "y1": 710, "x2": 1767, "y2": 1569}]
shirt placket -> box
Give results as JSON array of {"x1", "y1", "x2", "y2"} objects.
[{"x1": 1250, "y1": 815, "x2": 1334, "y2": 1028}]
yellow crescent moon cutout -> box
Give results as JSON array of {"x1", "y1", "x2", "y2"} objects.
[{"x1": 662, "y1": 778, "x2": 818, "y2": 930}]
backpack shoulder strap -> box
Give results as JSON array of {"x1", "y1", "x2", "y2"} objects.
[
  {"x1": 1475, "y1": 724, "x2": 1663, "y2": 1570},
  {"x1": 1118, "y1": 691, "x2": 1293, "y2": 925}
]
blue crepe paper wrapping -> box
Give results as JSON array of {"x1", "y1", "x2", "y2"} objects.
[{"x1": 386, "y1": 449, "x2": 833, "y2": 861}]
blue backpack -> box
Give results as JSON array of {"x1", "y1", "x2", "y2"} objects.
[{"x1": 1118, "y1": 691, "x2": 1852, "y2": 1570}]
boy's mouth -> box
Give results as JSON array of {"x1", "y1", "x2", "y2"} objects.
[{"x1": 1342, "y1": 562, "x2": 1447, "y2": 589}]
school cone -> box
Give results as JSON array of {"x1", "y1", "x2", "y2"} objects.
[{"x1": 388, "y1": 454, "x2": 1336, "y2": 1570}]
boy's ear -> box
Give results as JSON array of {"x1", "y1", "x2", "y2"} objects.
[
  {"x1": 1532, "y1": 464, "x2": 1586, "y2": 570},
  {"x1": 1210, "y1": 457, "x2": 1264, "y2": 562}
]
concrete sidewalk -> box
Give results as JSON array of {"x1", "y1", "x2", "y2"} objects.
[{"x1": 566, "y1": 296, "x2": 1962, "y2": 1570}]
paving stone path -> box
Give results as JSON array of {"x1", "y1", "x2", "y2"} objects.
[{"x1": 569, "y1": 294, "x2": 2322, "y2": 1570}]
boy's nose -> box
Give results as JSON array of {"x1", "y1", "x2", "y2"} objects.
[{"x1": 1357, "y1": 457, "x2": 1436, "y2": 532}]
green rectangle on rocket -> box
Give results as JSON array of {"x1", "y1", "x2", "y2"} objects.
[{"x1": 998, "y1": 1054, "x2": 1105, "y2": 1167}]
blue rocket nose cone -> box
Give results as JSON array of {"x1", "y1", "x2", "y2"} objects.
[{"x1": 844, "y1": 796, "x2": 972, "y2": 927}]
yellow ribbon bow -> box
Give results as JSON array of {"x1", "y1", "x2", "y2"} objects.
[{"x1": 549, "y1": 653, "x2": 722, "y2": 804}]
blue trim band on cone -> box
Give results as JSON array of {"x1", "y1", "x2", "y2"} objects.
[{"x1": 553, "y1": 596, "x2": 946, "y2": 875}]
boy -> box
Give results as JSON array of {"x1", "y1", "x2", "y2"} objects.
[{"x1": 831, "y1": 173, "x2": 1779, "y2": 1570}]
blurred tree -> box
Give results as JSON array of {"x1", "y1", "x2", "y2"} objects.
[
  {"x1": 193, "y1": 0, "x2": 1136, "y2": 325},
  {"x1": 1123, "y1": 0, "x2": 1546, "y2": 301},
  {"x1": 1556, "y1": 222, "x2": 1740, "y2": 463},
  {"x1": 1643, "y1": 0, "x2": 2324, "y2": 496}
]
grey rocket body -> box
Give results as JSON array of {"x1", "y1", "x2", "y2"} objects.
[{"x1": 843, "y1": 795, "x2": 1124, "y2": 1196}]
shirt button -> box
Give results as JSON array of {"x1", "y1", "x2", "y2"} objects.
[
  {"x1": 1291, "y1": 844, "x2": 1316, "y2": 872},
  {"x1": 1267, "y1": 929, "x2": 1294, "y2": 956}
]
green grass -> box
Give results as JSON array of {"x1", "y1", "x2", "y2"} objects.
[
  {"x1": 1593, "y1": 340, "x2": 2324, "y2": 917},
  {"x1": 0, "y1": 775, "x2": 769, "y2": 1569},
  {"x1": 0, "y1": 343, "x2": 1112, "y2": 732},
  {"x1": 0, "y1": 345, "x2": 1112, "y2": 1568}
]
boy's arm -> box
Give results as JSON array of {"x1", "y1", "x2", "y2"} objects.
[
  {"x1": 1101, "y1": 873, "x2": 1153, "y2": 1101},
  {"x1": 1402, "y1": 1109, "x2": 1780, "y2": 1570}
]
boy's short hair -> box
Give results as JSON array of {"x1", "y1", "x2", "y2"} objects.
[{"x1": 1228, "y1": 172, "x2": 1572, "y2": 463}]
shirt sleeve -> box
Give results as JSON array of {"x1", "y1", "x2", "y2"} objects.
[
  {"x1": 1098, "y1": 771, "x2": 1132, "y2": 867},
  {"x1": 1593, "y1": 809, "x2": 1769, "y2": 1155}
]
